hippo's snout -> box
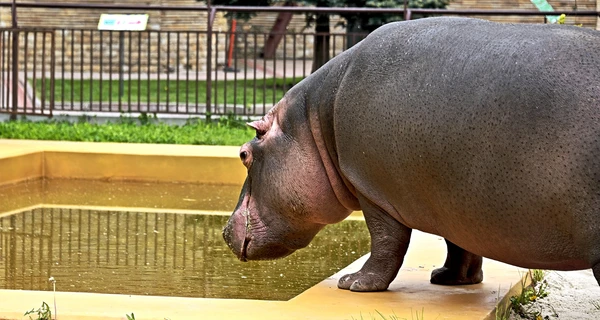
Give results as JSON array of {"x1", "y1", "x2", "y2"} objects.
[{"x1": 223, "y1": 216, "x2": 249, "y2": 262}]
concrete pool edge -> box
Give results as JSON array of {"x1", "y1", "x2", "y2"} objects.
[
  {"x1": 0, "y1": 139, "x2": 246, "y2": 186},
  {"x1": 0, "y1": 139, "x2": 527, "y2": 320}
]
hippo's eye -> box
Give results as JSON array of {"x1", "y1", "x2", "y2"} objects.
[{"x1": 240, "y1": 151, "x2": 248, "y2": 162}]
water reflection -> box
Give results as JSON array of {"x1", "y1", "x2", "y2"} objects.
[{"x1": 0, "y1": 207, "x2": 369, "y2": 300}]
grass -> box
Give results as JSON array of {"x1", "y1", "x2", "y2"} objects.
[
  {"x1": 496, "y1": 269, "x2": 550, "y2": 320},
  {"x1": 36, "y1": 77, "x2": 302, "y2": 106},
  {"x1": 0, "y1": 115, "x2": 255, "y2": 146},
  {"x1": 23, "y1": 302, "x2": 51, "y2": 320},
  {"x1": 352, "y1": 308, "x2": 424, "y2": 320}
]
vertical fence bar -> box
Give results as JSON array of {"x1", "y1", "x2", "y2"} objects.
[
  {"x1": 213, "y1": 32, "x2": 219, "y2": 115},
  {"x1": 272, "y1": 34, "x2": 276, "y2": 109},
  {"x1": 127, "y1": 31, "x2": 132, "y2": 112},
  {"x1": 80, "y1": 30, "x2": 84, "y2": 111},
  {"x1": 89, "y1": 31, "x2": 94, "y2": 111},
  {"x1": 185, "y1": 31, "x2": 190, "y2": 114},
  {"x1": 109, "y1": 30, "x2": 113, "y2": 112},
  {"x1": 303, "y1": 34, "x2": 307, "y2": 79},
  {"x1": 99, "y1": 31, "x2": 103, "y2": 111},
  {"x1": 243, "y1": 32, "x2": 248, "y2": 115},
  {"x1": 158, "y1": 31, "x2": 163, "y2": 112},
  {"x1": 50, "y1": 31, "x2": 55, "y2": 115},
  {"x1": 11, "y1": 25, "x2": 19, "y2": 118},
  {"x1": 292, "y1": 32, "x2": 297, "y2": 86},
  {"x1": 283, "y1": 31, "x2": 287, "y2": 94},
  {"x1": 176, "y1": 32, "x2": 181, "y2": 113},
  {"x1": 206, "y1": 7, "x2": 216, "y2": 120},
  {"x1": 195, "y1": 32, "x2": 200, "y2": 114},
  {"x1": 147, "y1": 32, "x2": 151, "y2": 113},
  {"x1": 1, "y1": 31, "x2": 5, "y2": 110},
  {"x1": 60, "y1": 30, "x2": 65, "y2": 110},
  {"x1": 23, "y1": 32, "x2": 29, "y2": 113},
  {"x1": 233, "y1": 28, "x2": 238, "y2": 116},
  {"x1": 137, "y1": 32, "x2": 142, "y2": 112},
  {"x1": 70, "y1": 30, "x2": 74, "y2": 111},
  {"x1": 41, "y1": 32, "x2": 47, "y2": 113},
  {"x1": 31, "y1": 32, "x2": 37, "y2": 113},
  {"x1": 252, "y1": 32, "x2": 257, "y2": 115},
  {"x1": 166, "y1": 32, "x2": 171, "y2": 112}
]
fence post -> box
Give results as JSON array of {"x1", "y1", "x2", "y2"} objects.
[
  {"x1": 206, "y1": 6, "x2": 216, "y2": 122},
  {"x1": 10, "y1": 0, "x2": 18, "y2": 120}
]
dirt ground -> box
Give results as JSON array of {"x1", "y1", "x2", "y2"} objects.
[{"x1": 507, "y1": 269, "x2": 600, "y2": 320}]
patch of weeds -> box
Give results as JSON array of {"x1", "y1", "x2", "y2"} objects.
[
  {"x1": 508, "y1": 270, "x2": 550, "y2": 320},
  {"x1": 24, "y1": 302, "x2": 52, "y2": 320}
]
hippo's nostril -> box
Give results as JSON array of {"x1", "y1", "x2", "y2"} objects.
[{"x1": 240, "y1": 151, "x2": 248, "y2": 162}]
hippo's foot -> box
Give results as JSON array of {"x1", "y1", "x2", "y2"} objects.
[
  {"x1": 338, "y1": 271, "x2": 389, "y2": 292},
  {"x1": 430, "y1": 239, "x2": 483, "y2": 285},
  {"x1": 430, "y1": 266, "x2": 483, "y2": 285},
  {"x1": 338, "y1": 194, "x2": 413, "y2": 292}
]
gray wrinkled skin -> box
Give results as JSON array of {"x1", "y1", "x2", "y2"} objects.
[{"x1": 223, "y1": 17, "x2": 600, "y2": 292}]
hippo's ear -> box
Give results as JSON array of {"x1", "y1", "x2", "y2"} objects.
[{"x1": 247, "y1": 115, "x2": 273, "y2": 138}]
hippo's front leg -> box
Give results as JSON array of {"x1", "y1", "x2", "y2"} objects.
[{"x1": 338, "y1": 195, "x2": 412, "y2": 292}]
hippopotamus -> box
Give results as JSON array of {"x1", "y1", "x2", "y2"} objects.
[{"x1": 222, "y1": 17, "x2": 600, "y2": 292}]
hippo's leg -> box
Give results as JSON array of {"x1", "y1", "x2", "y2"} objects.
[
  {"x1": 338, "y1": 195, "x2": 412, "y2": 292},
  {"x1": 593, "y1": 263, "x2": 600, "y2": 285},
  {"x1": 430, "y1": 239, "x2": 483, "y2": 285}
]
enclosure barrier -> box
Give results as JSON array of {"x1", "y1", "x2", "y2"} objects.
[{"x1": 0, "y1": 3, "x2": 598, "y2": 118}]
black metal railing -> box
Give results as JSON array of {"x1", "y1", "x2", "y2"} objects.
[{"x1": 0, "y1": 3, "x2": 598, "y2": 118}]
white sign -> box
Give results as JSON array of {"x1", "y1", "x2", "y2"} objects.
[{"x1": 98, "y1": 14, "x2": 149, "y2": 31}]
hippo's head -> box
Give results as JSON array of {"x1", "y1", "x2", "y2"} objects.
[{"x1": 223, "y1": 95, "x2": 355, "y2": 261}]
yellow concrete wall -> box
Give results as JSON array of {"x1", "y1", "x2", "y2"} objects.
[{"x1": 0, "y1": 140, "x2": 247, "y2": 186}]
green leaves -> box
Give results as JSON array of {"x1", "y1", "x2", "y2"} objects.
[{"x1": 0, "y1": 117, "x2": 255, "y2": 146}]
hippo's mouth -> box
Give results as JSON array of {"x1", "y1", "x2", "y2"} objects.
[{"x1": 241, "y1": 236, "x2": 250, "y2": 262}]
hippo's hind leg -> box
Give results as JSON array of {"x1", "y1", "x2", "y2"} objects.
[
  {"x1": 338, "y1": 194, "x2": 412, "y2": 292},
  {"x1": 593, "y1": 263, "x2": 600, "y2": 285},
  {"x1": 430, "y1": 239, "x2": 483, "y2": 285}
]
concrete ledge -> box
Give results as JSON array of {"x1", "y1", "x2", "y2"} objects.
[{"x1": 0, "y1": 139, "x2": 246, "y2": 185}]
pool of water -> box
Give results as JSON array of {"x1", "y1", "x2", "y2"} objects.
[{"x1": 0, "y1": 180, "x2": 370, "y2": 300}]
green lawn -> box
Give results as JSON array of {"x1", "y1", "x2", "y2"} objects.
[{"x1": 36, "y1": 78, "x2": 302, "y2": 106}]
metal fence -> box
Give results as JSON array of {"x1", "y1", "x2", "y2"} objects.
[{"x1": 0, "y1": 3, "x2": 598, "y2": 118}]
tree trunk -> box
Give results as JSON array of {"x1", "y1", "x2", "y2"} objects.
[
  {"x1": 261, "y1": 1, "x2": 296, "y2": 59},
  {"x1": 311, "y1": 13, "x2": 330, "y2": 73}
]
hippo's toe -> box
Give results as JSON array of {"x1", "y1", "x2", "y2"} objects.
[{"x1": 338, "y1": 271, "x2": 389, "y2": 292}]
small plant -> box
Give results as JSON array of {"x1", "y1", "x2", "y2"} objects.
[
  {"x1": 531, "y1": 269, "x2": 545, "y2": 284},
  {"x1": 508, "y1": 270, "x2": 550, "y2": 319},
  {"x1": 126, "y1": 313, "x2": 136, "y2": 320},
  {"x1": 24, "y1": 302, "x2": 52, "y2": 320}
]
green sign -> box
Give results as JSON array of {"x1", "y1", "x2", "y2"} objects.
[{"x1": 530, "y1": 0, "x2": 560, "y2": 23}]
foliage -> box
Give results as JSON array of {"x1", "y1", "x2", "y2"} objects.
[
  {"x1": 0, "y1": 116, "x2": 255, "y2": 146},
  {"x1": 23, "y1": 302, "x2": 52, "y2": 320},
  {"x1": 507, "y1": 270, "x2": 551, "y2": 320},
  {"x1": 304, "y1": 0, "x2": 449, "y2": 33}
]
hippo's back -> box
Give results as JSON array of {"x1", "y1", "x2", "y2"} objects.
[{"x1": 333, "y1": 18, "x2": 600, "y2": 270}]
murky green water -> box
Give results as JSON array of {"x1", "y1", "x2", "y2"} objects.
[{"x1": 0, "y1": 201, "x2": 369, "y2": 300}]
